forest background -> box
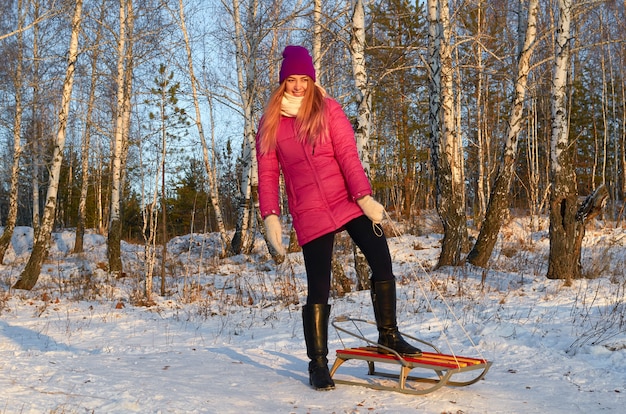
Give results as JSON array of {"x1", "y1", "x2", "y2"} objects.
[{"x1": 0, "y1": 0, "x2": 625, "y2": 296}]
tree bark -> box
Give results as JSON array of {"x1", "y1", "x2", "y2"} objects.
[
  {"x1": 30, "y1": 1, "x2": 42, "y2": 236},
  {"x1": 313, "y1": 0, "x2": 321, "y2": 77},
  {"x1": 468, "y1": 0, "x2": 539, "y2": 267},
  {"x1": 175, "y1": 0, "x2": 230, "y2": 256},
  {"x1": 351, "y1": 0, "x2": 371, "y2": 174},
  {"x1": 74, "y1": 0, "x2": 105, "y2": 254},
  {"x1": 108, "y1": 0, "x2": 134, "y2": 275},
  {"x1": 230, "y1": 0, "x2": 258, "y2": 256},
  {"x1": 427, "y1": 0, "x2": 467, "y2": 267},
  {"x1": 349, "y1": 0, "x2": 372, "y2": 288},
  {"x1": 0, "y1": 0, "x2": 25, "y2": 264},
  {"x1": 13, "y1": 0, "x2": 83, "y2": 290},
  {"x1": 547, "y1": 0, "x2": 579, "y2": 283},
  {"x1": 474, "y1": 1, "x2": 486, "y2": 222}
]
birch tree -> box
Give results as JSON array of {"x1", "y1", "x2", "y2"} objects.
[
  {"x1": 350, "y1": 0, "x2": 372, "y2": 290},
  {"x1": 74, "y1": 0, "x2": 106, "y2": 254},
  {"x1": 472, "y1": 0, "x2": 487, "y2": 222},
  {"x1": 0, "y1": 0, "x2": 26, "y2": 263},
  {"x1": 351, "y1": 0, "x2": 371, "y2": 173},
  {"x1": 108, "y1": 0, "x2": 134, "y2": 275},
  {"x1": 29, "y1": 0, "x2": 43, "y2": 235},
  {"x1": 546, "y1": 0, "x2": 580, "y2": 282},
  {"x1": 13, "y1": 0, "x2": 83, "y2": 290},
  {"x1": 228, "y1": 0, "x2": 260, "y2": 256},
  {"x1": 312, "y1": 0, "x2": 321, "y2": 76},
  {"x1": 174, "y1": 0, "x2": 230, "y2": 257},
  {"x1": 426, "y1": 0, "x2": 467, "y2": 267},
  {"x1": 467, "y1": 0, "x2": 539, "y2": 267}
]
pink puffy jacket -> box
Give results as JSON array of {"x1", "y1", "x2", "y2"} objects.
[{"x1": 256, "y1": 97, "x2": 372, "y2": 246}]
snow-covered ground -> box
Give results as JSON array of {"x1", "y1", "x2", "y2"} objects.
[{"x1": 0, "y1": 215, "x2": 624, "y2": 413}]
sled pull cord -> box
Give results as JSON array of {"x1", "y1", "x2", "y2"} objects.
[
  {"x1": 385, "y1": 214, "x2": 487, "y2": 363},
  {"x1": 333, "y1": 315, "x2": 368, "y2": 349},
  {"x1": 416, "y1": 260, "x2": 486, "y2": 363}
]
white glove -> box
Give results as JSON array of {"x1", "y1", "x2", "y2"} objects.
[
  {"x1": 356, "y1": 195, "x2": 385, "y2": 224},
  {"x1": 264, "y1": 214, "x2": 286, "y2": 256}
]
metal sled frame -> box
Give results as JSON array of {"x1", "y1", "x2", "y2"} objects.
[{"x1": 329, "y1": 317, "x2": 492, "y2": 395}]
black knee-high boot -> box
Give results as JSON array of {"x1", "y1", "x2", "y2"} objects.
[
  {"x1": 302, "y1": 304, "x2": 335, "y2": 390},
  {"x1": 371, "y1": 279, "x2": 422, "y2": 356}
]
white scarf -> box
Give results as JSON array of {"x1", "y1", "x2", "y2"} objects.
[{"x1": 280, "y1": 92, "x2": 303, "y2": 117}]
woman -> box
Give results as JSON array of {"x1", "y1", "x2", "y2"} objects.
[{"x1": 256, "y1": 45, "x2": 421, "y2": 391}]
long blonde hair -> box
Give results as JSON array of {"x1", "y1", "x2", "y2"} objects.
[{"x1": 258, "y1": 80, "x2": 328, "y2": 155}]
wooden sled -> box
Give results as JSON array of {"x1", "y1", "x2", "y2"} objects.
[{"x1": 330, "y1": 317, "x2": 492, "y2": 395}]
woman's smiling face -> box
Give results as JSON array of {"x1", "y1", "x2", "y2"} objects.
[{"x1": 284, "y1": 75, "x2": 310, "y2": 97}]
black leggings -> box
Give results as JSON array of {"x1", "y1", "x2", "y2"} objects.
[{"x1": 302, "y1": 215, "x2": 394, "y2": 304}]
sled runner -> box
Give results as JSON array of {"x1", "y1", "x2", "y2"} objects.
[{"x1": 329, "y1": 317, "x2": 492, "y2": 395}]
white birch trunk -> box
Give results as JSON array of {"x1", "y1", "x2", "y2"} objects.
[
  {"x1": 176, "y1": 0, "x2": 229, "y2": 257},
  {"x1": 96, "y1": 153, "x2": 104, "y2": 233},
  {"x1": 474, "y1": 1, "x2": 486, "y2": 220},
  {"x1": 439, "y1": 2, "x2": 463, "y2": 209},
  {"x1": 351, "y1": 0, "x2": 371, "y2": 174},
  {"x1": 108, "y1": 0, "x2": 134, "y2": 274},
  {"x1": 230, "y1": 0, "x2": 258, "y2": 255},
  {"x1": 350, "y1": 0, "x2": 371, "y2": 290},
  {"x1": 547, "y1": 0, "x2": 581, "y2": 282},
  {"x1": 427, "y1": 0, "x2": 467, "y2": 266},
  {"x1": 427, "y1": 0, "x2": 442, "y2": 162},
  {"x1": 468, "y1": 0, "x2": 539, "y2": 266},
  {"x1": 108, "y1": 0, "x2": 127, "y2": 271},
  {"x1": 550, "y1": 0, "x2": 572, "y2": 179},
  {"x1": 313, "y1": 0, "x2": 322, "y2": 76},
  {"x1": 74, "y1": 1, "x2": 106, "y2": 254},
  {"x1": 527, "y1": 97, "x2": 541, "y2": 227},
  {"x1": 14, "y1": 0, "x2": 83, "y2": 290},
  {"x1": 0, "y1": 0, "x2": 25, "y2": 263},
  {"x1": 30, "y1": 2, "x2": 42, "y2": 235}
]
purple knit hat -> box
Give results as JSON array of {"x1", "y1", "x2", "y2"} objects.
[{"x1": 279, "y1": 45, "x2": 316, "y2": 84}]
